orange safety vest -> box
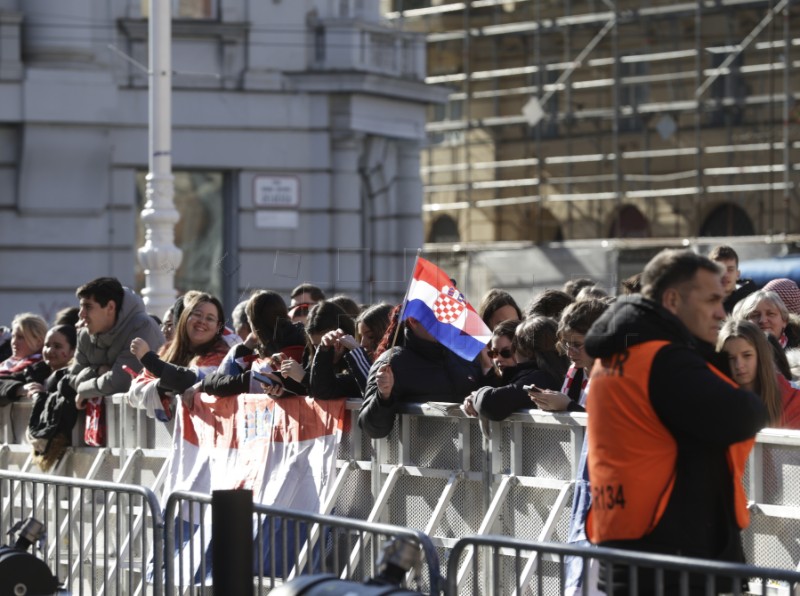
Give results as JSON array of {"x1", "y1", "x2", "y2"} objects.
[{"x1": 586, "y1": 340, "x2": 753, "y2": 544}]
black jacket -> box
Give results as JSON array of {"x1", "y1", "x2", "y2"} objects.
[
  {"x1": 585, "y1": 295, "x2": 766, "y2": 567},
  {"x1": 28, "y1": 368, "x2": 78, "y2": 444},
  {"x1": 723, "y1": 278, "x2": 757, "y2": 313},
  {"x1": 472, "y1": 361, "x2": 562, "y2": 421},
  {"x1": 308, "y1": 347, "x2": 361, "y2": 400},
  {"x1": 201, "y1": 324, "x2": 308, "y2": 397},
  {"x1": 358, "y1": 329, "x2": 481, "y2": 439},
  {"x1": 0, "y1": 360, "x2": 51, "y2": 406}
]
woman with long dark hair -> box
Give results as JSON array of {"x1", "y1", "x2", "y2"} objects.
[
  {"x1": 127, "y1": 292, "x2": 230, "y2": 419},
  {"x1": 465, "y1": 316, "x2": 569, "y2": 421},
  {"x1": 309, "y1": 302, "x2": 393, "y2": 399},
  {"x1": 192, "y1": 290, "x2": 307, "y2": 399}
]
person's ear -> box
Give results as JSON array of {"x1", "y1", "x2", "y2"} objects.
[{"x1": 662, "y1": 287, "x2": 681, "y2": 314}]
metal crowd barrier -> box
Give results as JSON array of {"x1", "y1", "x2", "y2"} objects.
[
  {"x1": 163, "y1": 489, "x2": 442, "y2": 595},
  {"x1": 447, "y1": 535, "x2": 800, "y2": 596},
  {"x1": 0, "y1": 469, "x2": 164, "y2": 596},
  {"x1": 4, "y1": 398, "x2": 800, "y2": 594}
]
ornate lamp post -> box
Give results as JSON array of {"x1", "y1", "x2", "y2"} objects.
[{"x1": 137, "y1": 0, "x2": 181, "y2": 316}]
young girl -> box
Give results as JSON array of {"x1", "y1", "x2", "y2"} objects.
[{"x1": 718, "y1": 319, "x2": 800, "y2": 430}]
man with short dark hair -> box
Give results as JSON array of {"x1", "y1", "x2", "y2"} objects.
[
  {"x1": 584, "y1": 249, "x2": 766, "y2": 593},
  {"x1": 230, "y1": 300, "x2": 251, "y2": 342},
  {"x1": 708, "y1": 244, "x2": 757, "y2": 313},
  {"x1": 288, "y1": 283, "x2": 326, "y2": 324},
  {"x1": 70, "y1": 277, "x2": 164, "y2": 408}
]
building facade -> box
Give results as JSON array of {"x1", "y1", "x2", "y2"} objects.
[
  {"x1": 384, "y1": 0, "x2": 800, "y2": 244},
  {"x1": 0, "y1": 0, "x2": 445, "y2": 324}
]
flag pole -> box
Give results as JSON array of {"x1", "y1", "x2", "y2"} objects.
[{"x1": 390, "y1": 248, "x2": 423, "y2": 349}]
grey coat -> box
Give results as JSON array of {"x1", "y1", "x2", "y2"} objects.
[{"x1": 69, "y1": 288, "x2": 164, "y2": 399}]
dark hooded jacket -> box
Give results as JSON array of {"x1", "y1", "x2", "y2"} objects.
[
  {"x1": 472, "y1": 360, "x2": 563, "y2": 421},
  {"x1": 723, "y1": 278, "x2": 757, "y2": 313},
  {"x1": 0, "y1": 360, "x2": 51, "y2": 406},
  {"x1": 584, "y1": 295, "x2": 766, "y2": 568},
  {"x1": 28, "y1": 368, "x2": 78, "y2": 446},
  {"x1": 69, "y1": 287, "x2": 164, "y2": 399},
  {"x1": 358, "y1": 328, "x2": 481, "y2": 439}
]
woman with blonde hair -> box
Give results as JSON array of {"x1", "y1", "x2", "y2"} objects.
[
  {"x1": 0, "y1": 313, "x2": 48, "y2": 376},
  {"x1": 0, "y1": 313, "x2": 50, "y2": 406},
  {"x1": 718, "y1": 318, "x2": 800, "y2": 429}
]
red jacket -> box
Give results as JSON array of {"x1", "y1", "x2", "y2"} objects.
[{"x1": 777, "y1": 374, "x2": 800, "y2": 429}]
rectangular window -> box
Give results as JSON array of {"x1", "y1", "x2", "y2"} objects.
[{"x1": 135, "y1": 171, "x2": 226, "y2": 307}]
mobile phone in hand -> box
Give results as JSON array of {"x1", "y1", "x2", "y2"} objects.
[
  {"x1": 252, "y1": 370, "x2": 276, "y2": 385},
  {"x1": 523, "y1": 384, "x2": 542, "y2": 393}
]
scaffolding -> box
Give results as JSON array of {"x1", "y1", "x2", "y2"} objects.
[{"x1": 385, "y1": 0, "x2": 800, "y2": 243}]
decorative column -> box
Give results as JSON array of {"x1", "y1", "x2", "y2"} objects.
[
  {"x1": 137, "y1": 0, "x2": 181, "y2": 316},
  {"x1": 395, "y1": 140, "x2": 424, "y2": 251},
  {"x1": 392, "y1": 140, "x2": 425, "y2": 300},
  {"x1": 330, "y1": 133, "x2": 365, "y2": 300}
]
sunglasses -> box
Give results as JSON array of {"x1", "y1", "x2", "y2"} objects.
[
  {"x1": 487, "y1": 347, "x2": 514, "y2": 359},
  {"x1": 289, "y1": 303, "x2": 311, "y2": 317}
]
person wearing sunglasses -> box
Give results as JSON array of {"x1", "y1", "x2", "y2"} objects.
[
  {"x1": 464, "y1": 316, "x2": 568, "y2": 421},
  {"x1": 288, "y1": 283, "x2": 326, "y2": 325},
  {"x1": 485, "y1": 319, "x2": 519, "y2": 378}
]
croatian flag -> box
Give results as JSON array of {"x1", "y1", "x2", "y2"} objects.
[{"x1": 402, "y1": 257, "x2": 492, "y2": 361}]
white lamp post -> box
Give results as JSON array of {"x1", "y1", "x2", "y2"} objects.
[{"x1": 137, "y1": 0, "x2": 182, "y2": 316}]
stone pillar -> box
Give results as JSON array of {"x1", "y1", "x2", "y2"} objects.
[
  {"x1": 395, "y1": 140, "x2": 424, "y2": 251},
  {"x1": 388, "y1": 139, "x2": 425, "y2": 302},
  {"x1": 330, "y1": 133, "x2": 366, "y2": 301}
]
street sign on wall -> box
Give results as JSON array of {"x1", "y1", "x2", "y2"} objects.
[
  {"x1": 253, "y1": 175, "x2": 300, "y2": 229},
  {"x1": 253, "y1": 176, "x2": 300, "y2": 208}
]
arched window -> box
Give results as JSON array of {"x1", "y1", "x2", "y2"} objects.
[
  {"x1": 609, "y1": 205, "x2": 651, "y2": 238},
  {"x1": 699, "y1": 203, "x2": 755, "y2": 236},
  {"x1": 428, "y1": 214, "x2": 460, "y2": 243},
  {"x1": 525, "y1": 206, "x2": 563, "y2": 242}
]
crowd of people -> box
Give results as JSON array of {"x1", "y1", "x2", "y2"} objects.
[{"x1": 1, "y1": 244, "x2": 800, "y2": 592}]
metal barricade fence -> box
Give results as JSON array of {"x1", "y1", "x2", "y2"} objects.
[
  {"x1": 0, "y1": 469, "x2": 164, "y2": 596},
  {"x1": 446, "y1": 535, "x2": 800, "y2": 596},
  {"x1": 163, "y1": 489, "x2": 443, "y2": 595}
]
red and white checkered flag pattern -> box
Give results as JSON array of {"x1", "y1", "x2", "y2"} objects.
[{"x1": 433, "y1": 293, "x2": 465, "y2": 324}]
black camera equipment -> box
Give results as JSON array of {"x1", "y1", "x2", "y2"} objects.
[
  {"x1": 0, "y1": 517, "x2": 62, "y2": 596},
  {"x1": 268, "y1": 536, "x2": 426, "y2": 595}
]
